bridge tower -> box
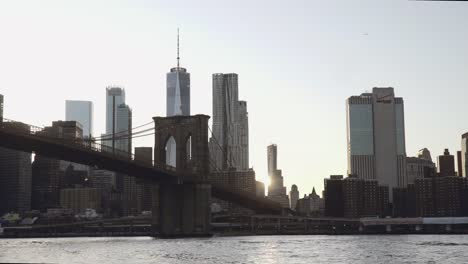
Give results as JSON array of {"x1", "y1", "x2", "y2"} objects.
[{"x1": 153, "y1": 114, "x2": 211, "y2": 237}]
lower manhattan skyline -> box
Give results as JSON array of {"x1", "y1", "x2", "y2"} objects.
[{"x1": 2, "y1": 0, "x2": 468, "y2": 197}]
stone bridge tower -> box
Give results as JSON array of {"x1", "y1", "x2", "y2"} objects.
[{"x1": 152, "y1": 115, "x2": 211, "y2": 237}]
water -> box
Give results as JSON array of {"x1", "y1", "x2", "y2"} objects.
[{"x1": 1, "y1": 235, "x2": 467, "y2": 263}]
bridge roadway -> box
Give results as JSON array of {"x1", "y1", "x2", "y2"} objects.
[{"x1": 0, "y1": 120, "x2": 282, "y2": 215}]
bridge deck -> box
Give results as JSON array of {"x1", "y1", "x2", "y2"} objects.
[{"x1": 0, "y1": 121, "x2": 282, "y2": 214}]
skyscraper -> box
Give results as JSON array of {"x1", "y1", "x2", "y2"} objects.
[
  {"x1": 0, "y1": 122, "x2": 32, "y2": 214},
  {"x1": 290, "y1": 184, "x2": 299, "y2": 210},
  {"x1": 106, "y1": 87, "x2": 125, "y2": 138},
  {"x1": 266, "y1": 144, "x2": 289, "y2": 208},
  {"x1": 0, "y1": 94, "x2": 3, "y2": 122},
  {"x1": 165, "y1": 30, "x2": 190, "y2": 167},
  {"x1": 268, "y1": 144, "x2": 277, "y2": 176},
  {"x1": 210, "y1": 73, "x2": 249, "y2": 171},
  {"x1": 438, "y1": 149, "x2": 455, "y2": 177},
  {"x1": 65, "y1": 100, "x2": 93, "y2": 138},
  {"x1": 346, "y1": 87, "x2": 406, "y2": 200},
  {"x1": 167, "y1": 29, "x2": 190, "y2": 117},
  {"x1": 462, "y1": 133, "x2": 468, "y2": 177}
]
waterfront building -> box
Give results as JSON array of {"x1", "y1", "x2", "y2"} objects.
[
  {"x1": 266, "y1": 144, "x2": 289, "y2": 208},
  {"x1": 346, "y1": 87, "x2": 407, "y2": 200},
  {"x1": 65, "y1": 100, "x2": 93, "y2": 138},
  {"x1": 60, "y1": 187, "x2": 101, "y2": 214},
  {"x1": 462, "y1": 133, "x2": 468, "y2": 177},
  {"x1": 0, "y1": 122, "x2": 32, "y2": 214},
  {"x1": 211, "y1": 169, "x2": 256, "y2": 212},
  {"x1": 289, "y1": 184, "x2": 299, "y2": 210},
  {"x1": 324, "y1": 175, "x2": 344, "y2": 217},
  {"x1": 32, "y1": 121, "x2": 83, "y2": 211},
  {"x1": 209, "y1": 73, "x2": 249, "y2": 171},
  {"x1": 437, "y1": 149, "x2": 455, "y2": 177},
  {"x1": 134, "y1": 147, "x2": 153, "y2": 212},
  {"x1": 296, "y1": 188, "x2": 323, "y2": 216},
  {"x1": 324, "y1": 174, "x2": 389, "y2": 218}
]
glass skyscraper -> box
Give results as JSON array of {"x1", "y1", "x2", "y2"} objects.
[
  {"x1": 106, "y1": 87, "x2": 126, "y2": 136},
  {"x1": 166, "y1": 67, "x2": 190, "y2": 117},
  {"x1": 346, "y1": 87, "x2": 406, "y2": 201},
  {"x1": 65, "y1": 100, "x2": 93, "y2": 138}
]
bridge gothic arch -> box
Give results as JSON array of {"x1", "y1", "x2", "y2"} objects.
[{"x1": 153, "y1": 115, "x2": 210, "y2": 182}]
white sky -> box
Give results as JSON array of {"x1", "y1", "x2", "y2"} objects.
[{"x1": 1, "y1": 0, "x2": 468, "y2": 196}]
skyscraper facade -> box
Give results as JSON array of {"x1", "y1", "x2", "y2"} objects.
[
  {"x1": 268, "y1": 144, "x2": 277, "y2": 176},
  {"x1": 346, "y1": 87, "x2": 407, "y2": 200},
  {"x1": 462, "y1": 133, "x2": 468, "y2": 177},
  {"x1": 210, "y1": 73, "x2": 249, "y2": 171},
  {"x1": 65, "y1": 100, "x2": 93, "y2": 138},
  {"x1": 32, "y1": 121, "x2": 83, "y2": 211},
  {"x1": 166, "y1": 30, "x2": 190, "y2": 117},
  {"x1": 290, "y1": 184, "x2": 299, "y2": 210},
  {"x1": 106, "y1": 87, "x2": 125, "y2": 136},
  {"x1": 266, "y1": 144, "x2": 289, "y2": 208},
  {"x1": 437, "y1": 149, "x2": 455, "y2": 177},
  {"x1": 0, "y1": 122, "x2": 32, "y2": 214},
  {"x1": 165, "y1": 31, "x2": 190, "y2": 167},
  {"x1": 0, "y1": 94, "x2": 3, "y2": 122}
]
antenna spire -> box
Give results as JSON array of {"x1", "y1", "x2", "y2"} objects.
[{"x1": 177, "y1": 28, "x2": 180, "y2": 68}]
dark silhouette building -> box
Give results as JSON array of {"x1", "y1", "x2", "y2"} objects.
[
  {"x1": 0, "y1": 122, "x2": 32, "y2": 214},
  {"x1": 324, "y1": 175, "x2": 344, "y2": 217},
  {"x1": 438, "y1": 149, "x2": 455, "y2": 177},
  {"x1": 325, "y1": 175, "x2": 389, "y2": 218},
  {"x1": 457, "y1": 151, "x2": 463, "y2": 176},
  {"x1": 32, "y1": 121, "x2": 83, "y2": 211}
]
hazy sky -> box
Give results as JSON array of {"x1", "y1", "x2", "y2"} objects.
[{"x1": 1, "y1": 0, "x2": 468, "y2": 196}]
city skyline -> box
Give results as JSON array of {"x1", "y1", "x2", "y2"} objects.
[{"x1": 2, "y1": 1, "x2": 468, "y2": 195}]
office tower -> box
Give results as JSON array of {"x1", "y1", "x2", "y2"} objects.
[
  {"x1": 135, "y1": 147, "x2": 153, "y2": 212},
  {"x1": 457, "y1": 151, "x2": 463, "y2": 176},
  {"x1": 65, "y1": 100, "x2": 93, "y2": 138},
  {"x1": 165, "y1": 31, "x2": 190, "y2": 167},
  {"x1": 289, "y1": 184, "x2": 299, "y2": 210},
  {"x1": 32, "y1": 121, "x2": 83, "y2": 210},
  {"x1": 210, "y1": 73, "x2": 249, "y2": 171},
  {"x1": 267, "y1": 144, "x2": 277, "y2": 176},
  {"x1": 462, "y1": 133, "x2": 468, "y2": 177},
  {"x1": 324, "y1": 175, "x2": 344, "y2": 217},
  {"x1": 0, "y1": 94, "x2": 3, "y2": 122},
  {"x1": 406, "y1": 156, "x2": 436, "y2": 184},
  {"x1": 236, "y1": 101, "x2": 249, "y2": 170},
  {"x1": 106, "y1": 87, "x2": 125, "y2": 137},
  {"x1": 115, "y1": 104, "x2": 132, "y2": 153},
  {"x1": 346, "y1": 87, "x2": 407, "y2": 200},
  {"x1": 0, "y1": 122, "x2": 32, "y2": 214},
  {"x1": 167, "y1": 29, "x2": 190, "y2": 117},
  {"x1": 438, "y1": 149, "x2": 455, "y2": 177},
  {"x1": 266, "y1": 144, "x2": 289, "y2": 208}
]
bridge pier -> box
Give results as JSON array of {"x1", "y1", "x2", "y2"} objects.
[{"x1": 156, "y1": 183, "x2": 211, "y2": 238}]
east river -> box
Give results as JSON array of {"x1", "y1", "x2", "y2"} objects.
[{"x1": 1, "y1": 235, "x2": 468, "y2": 263}]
